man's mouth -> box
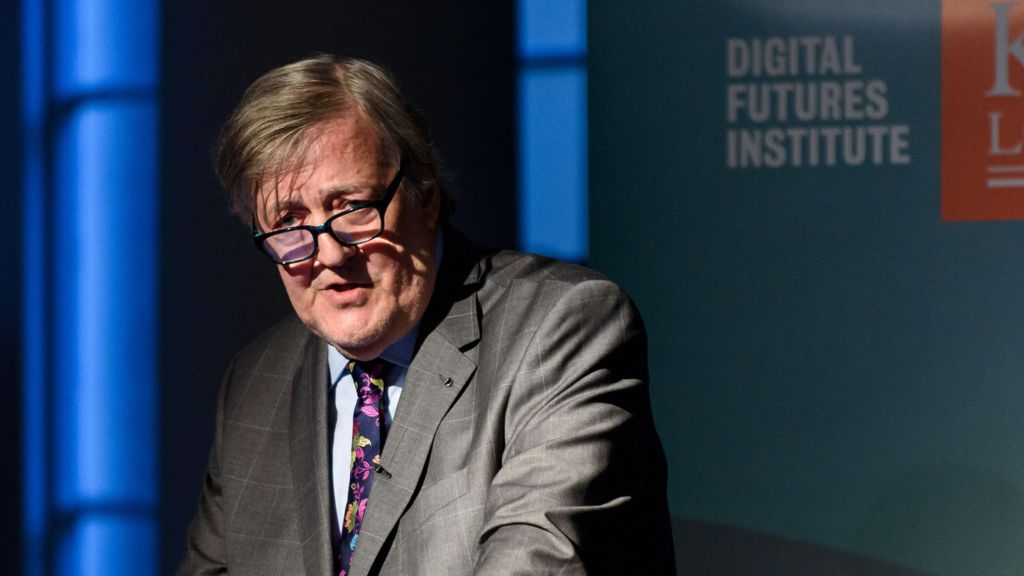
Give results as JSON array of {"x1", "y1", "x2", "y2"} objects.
[{"x1": 320, "y1": 281, "x2": 371, "y2": 301}]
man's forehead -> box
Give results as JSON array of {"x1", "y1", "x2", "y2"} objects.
[{"x1": 253, "y1": 118, "x2": 390, "y2": 218}]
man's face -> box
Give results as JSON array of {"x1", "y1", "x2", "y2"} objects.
[{"x1": 256, "y1": 113, "x2": 440, "y2": 361}]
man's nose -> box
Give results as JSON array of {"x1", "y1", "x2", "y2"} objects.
[{"x1": 314, "y1": 230, "x2": 356, "y2": 267}]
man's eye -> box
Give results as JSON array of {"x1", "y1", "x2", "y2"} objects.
[{"x1": 276, "y1": 214, "x2": 301, "y2": 229}]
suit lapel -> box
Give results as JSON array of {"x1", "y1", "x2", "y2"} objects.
[
  {"x1": 289, "y1": 335, "x2": 334, "y2": 576},
  {"x1": 349, "y1": 232, "x2": 485, "y2": 575}
]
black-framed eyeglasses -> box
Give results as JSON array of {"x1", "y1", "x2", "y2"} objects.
[{"x1": 252, "y1": 162, "x2": 405, "y2": 265}]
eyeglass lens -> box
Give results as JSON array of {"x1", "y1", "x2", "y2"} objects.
[{"x1": 262, "y1": 206, "x2": 382, "y2": 263}]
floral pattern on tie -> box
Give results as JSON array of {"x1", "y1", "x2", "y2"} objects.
[{"x1": 338, "y1": 360, "x2": 387, "y2": 576}]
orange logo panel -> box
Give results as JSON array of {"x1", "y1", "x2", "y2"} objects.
[{"x1": 943, "y1": 0, "x2": 1024, "y2": 220}]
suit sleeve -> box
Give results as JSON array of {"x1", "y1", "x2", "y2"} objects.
[
  {"x1": 474, "y1": 279, "x2": 676, "y2": 575},
  {"x1": 176, "y1": 358, "x2": 236, "y2": 575}
]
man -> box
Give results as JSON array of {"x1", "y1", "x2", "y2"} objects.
[{"x1": 179, "y1": 54, "x2": 675, "y2": 575}]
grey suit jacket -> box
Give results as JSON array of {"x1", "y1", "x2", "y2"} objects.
[{"x1": 178, "y1": 228, "x2": 676, "y2": 575}]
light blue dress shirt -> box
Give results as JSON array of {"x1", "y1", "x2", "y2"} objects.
[{"x1": 328, "y1": 329, "x2": 415, "y2": 530}]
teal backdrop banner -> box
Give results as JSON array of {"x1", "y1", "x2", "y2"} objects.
[{"x1": 591, "y1": 1, "x2": 1024, "y2": 574}]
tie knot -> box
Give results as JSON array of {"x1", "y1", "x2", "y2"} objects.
[
  {"x1": 347, "y1": 359, "x2": 387, "y2": 377},
  {"x1": 348, "y1": 359, "x2": 388, "y2": 395}
]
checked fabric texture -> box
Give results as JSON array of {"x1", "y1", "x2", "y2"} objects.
[{"x1": 338, "y1": 359, "x2": 388, "y2": 576}]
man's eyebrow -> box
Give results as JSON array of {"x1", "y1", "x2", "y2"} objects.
[
  {"x1": 269, "y1": 198, "x2": 303, "y2": 215},
  {"x1": 265, "y1": 178, "x2": 385, "y2": 219},
  {"x1": 321, "y1": 181, "x2": 386, "y2": 201},
  {"x1": 269, "y1": 184, "x2": 369, "y2": 212},
  {"x1": 321, "y1": 184, "x2": 368, "y2": 197}
]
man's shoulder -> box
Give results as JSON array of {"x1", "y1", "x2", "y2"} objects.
[
  {"x1": 487, "y1": 248, "x2": 611, "y2": 288},
  {"x1": 445, "y1": 226, "x2": 612, "y2": 290},
  {"x1": 437, "y1": 228, "x2": 619, "y2": 315},
  {"x1": 231, "y1": 313, "x2": 313, "y2": 374},
  {"x1": 441, "y1": 226, "x2": 630, "y2": 312},
  {"x1": 214, "y1": 314, "x2": 316, "y2": 415},
  {"x1": 469, "y1": 248, "x2": 638, "y2": 331}
]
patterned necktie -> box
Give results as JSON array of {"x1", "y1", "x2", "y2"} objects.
[{"x1": 338, "y1": 359, "x2": 388, "y2": 576}]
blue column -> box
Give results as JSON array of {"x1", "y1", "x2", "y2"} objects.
[
  {"x1": 23, "y1": 1, "x2": 160, "y2": 574},
  {"x1": 517, "y1": 0, "x2": 589, "y2": 262}
]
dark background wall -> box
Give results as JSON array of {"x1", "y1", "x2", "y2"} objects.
[
  {"x1": 159, "y1": 2, "x2": 516, "y2": 573},
  {"x1": 1, "y1": 1, "x2": 22, "y2": 575}
]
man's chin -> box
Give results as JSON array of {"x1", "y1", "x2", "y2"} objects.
[{"x1": 318, "y1": 323, "x2": 392, "y2": 361}]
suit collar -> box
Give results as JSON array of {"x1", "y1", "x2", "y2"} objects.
[{"x1": 417, "y1": 225, "x2": 488, "y2": 350}]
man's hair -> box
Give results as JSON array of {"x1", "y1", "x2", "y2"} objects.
[{"x1": 214, "y1": 54, "x2": 451, "y2": 223}]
